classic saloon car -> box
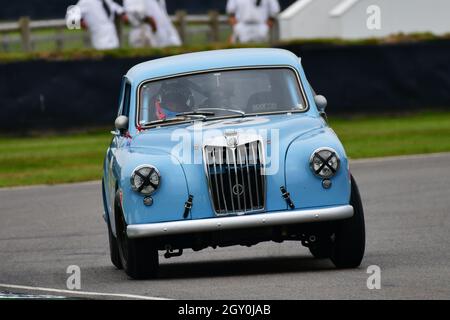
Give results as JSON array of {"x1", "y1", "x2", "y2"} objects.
[{"x1": 102, "y1": 48, "x2": 365, "y2": 279}]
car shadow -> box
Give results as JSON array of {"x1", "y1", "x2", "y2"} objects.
[{"x1": 157, "y1": 255, "x2": 335, "y2": 279}]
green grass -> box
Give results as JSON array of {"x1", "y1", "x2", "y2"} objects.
[
  {"x1": 0, "y1": 131, "x2": 111, "y2": 187},
  {"x1": 0, "y1": 111, "x2": 449, "y2": 187},
  {"x1": 329, "y1": 111, "x2": 450, "y2": 158}
]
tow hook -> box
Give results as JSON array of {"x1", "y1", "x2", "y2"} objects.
[{"x1": 164, "y1": 245, "x2": 183, "y2": 259}]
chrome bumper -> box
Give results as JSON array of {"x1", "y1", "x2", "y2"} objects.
[{"x1": 127, "y1": 205, "x2": 353, "y2": 239}]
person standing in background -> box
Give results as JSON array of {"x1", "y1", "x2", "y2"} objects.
[
  {"x1": 226, "y1": 0, "x2": 280, "y2": 43},
  {"x1": 146, "y1": 0, "x2": 182, "y2": 47},
  {"x1": 74, "y1": 0, "x2": 128, "y2": 49},
  {"x1": 124, "y1": 0, "x2": 157, "y2": 47},
  {"x1": 124, "y1": 0, "x2": 181, "y2": 48}
]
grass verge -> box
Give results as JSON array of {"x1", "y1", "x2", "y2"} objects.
[{"x1": 0, "y1": 111, "x2": 449, "y2": 187}]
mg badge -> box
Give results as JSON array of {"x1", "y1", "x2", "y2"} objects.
[
  {"x1": 226, "y1": 136, "x2": 238, "y2": 147},
  {"x1": 232, "y1": 183, "x2": 244, "y2": 197},
  {"x1": 225, "y1": 130, "x2": 239, "y2": 147}
]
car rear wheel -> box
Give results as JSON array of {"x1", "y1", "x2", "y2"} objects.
[
  {"x1": 330, "y1": 174, "x2": 366, "y2": 268},
  {"x1": 114, "y1": 191, "x2": 159, "y2": 279}
]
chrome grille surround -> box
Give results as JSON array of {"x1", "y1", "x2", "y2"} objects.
[{"x1": 203, "y1": 134, "x2": 266, "y2": 216}]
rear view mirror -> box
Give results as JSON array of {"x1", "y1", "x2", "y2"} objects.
[
  {"x1": 115, "y1": 115, "x2": 129, "y2": 133},
  {"x1": 314, "y1": 95, "x2": 327, "y2": 113}
]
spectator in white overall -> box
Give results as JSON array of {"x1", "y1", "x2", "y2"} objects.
[
  {"x1": 124, "y1": 0, "x2": 181, "y2": 48},
  {"x1": 75, "y1": 0, "x2": 127, "y2": 50},
  {"x1": 148, "y1": 0, "x2": 182, "y2": 47},
  {"x1": 226, "y1": 0, "x2": 280, "y2": 43},
  {"x1": 124, "y1": 0, "x2": 157, "y2": 47}
]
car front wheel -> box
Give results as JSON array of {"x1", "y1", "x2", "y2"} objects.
[
  {"x1": 330, "y1": 174, "x2": 366, "y2": 268},
  {"x1": 114, "y1": 191, "x2": 159, "y2": 279},
  {"x1": 104, "y1": 179, "x2": 122, "y2": 270},
  {"x1": 107, "y1": 218, "x2": 123, "y2": 269}
]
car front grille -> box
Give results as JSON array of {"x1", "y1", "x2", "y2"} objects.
[{"x1": 204, "y1": 141, "x2": 265, "y2": 215}]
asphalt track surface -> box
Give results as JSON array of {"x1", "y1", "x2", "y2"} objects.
[{"x1": 0, "y1": 153, "x2": 449, "y2": 299}]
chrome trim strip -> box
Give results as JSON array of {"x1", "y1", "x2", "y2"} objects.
[
  {"x1": 237, "y1": 147, "x2": 246, "y2": 211},
  {"x1": 211, "y1": 148, "x2": 224, "y2": 213},
  {"x1": 218, "y1": 149, "x2": 228, "y2": 213},
  {"x1": 226, "y1": 148, "x2": 236, "y2": 213},
  {"x1": 251, "y1": 142, "x2": 261, "y2": 206},
  {"x1": 127, "y1": 205, "x2": 354, "y2": 239},
  {"x1": 232, "y1": 148, "x2": 241, "y2": 211},
  {"x1": 244, "y1": 145, "x2": 254, "y2": 209}
]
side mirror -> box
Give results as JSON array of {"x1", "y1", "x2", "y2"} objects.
[
  {"x1": 114, "y1": 115, "x2": 129, "y2": 133},
  {"x1": 314, "y1": 95, "x2": 327, "y2": 113}
]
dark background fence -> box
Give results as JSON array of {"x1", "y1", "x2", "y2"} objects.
[
  {"x1": 2, "y1": 40, "x2": 450, "y2": 132},
  {"x1": 281, "y1": 39, "x2": 450, "y2": 112}
]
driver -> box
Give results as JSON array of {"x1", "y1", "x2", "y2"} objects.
[{"x1": 154, "y1": 81, "x2": 193, "y2": 120}]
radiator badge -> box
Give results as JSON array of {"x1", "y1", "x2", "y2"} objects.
[
  {"x1": 224, "y1": 130, "x2": 239, "y2": 148},
  {"x1": 232, "y1": 183, "x2": 244, "y2": 197}
]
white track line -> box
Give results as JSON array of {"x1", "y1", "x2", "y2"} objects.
[
  {"x1": 0, "y1": 283, "x2": 169, "y2": 300},
  {"x1": 0, "y1": 180, "x2": 100, "y2": 191},
  {"x1": 350, "y1": 152, "x2": 450, "y2": 164}
]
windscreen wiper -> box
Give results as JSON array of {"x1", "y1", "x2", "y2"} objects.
[
  {"x1": 141, "y1": 116, "x2": 189, "y2": 126},
  {"x1": 195, "y1": 108, "x2": 246, "y2": 116},
  {"x1": 177, "y1": 111, "x2": 215, "y2": 116},
  {"x1": 176, "y1": 111, "x2": 215, "y2": 120}
]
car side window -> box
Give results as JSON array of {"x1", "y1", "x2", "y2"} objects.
[{"x1": 121, "y1": 82, "x2": 131, "y2": 117}]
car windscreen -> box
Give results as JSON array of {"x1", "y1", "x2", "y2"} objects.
[{"x1": 138, "y1": 68, "x2": 307, "y2": 126}]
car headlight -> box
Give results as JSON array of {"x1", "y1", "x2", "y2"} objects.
[
  {"x1": 310, "y1": 148, "x2": 340, "y2": 179},
  {"x1": 130, "y1": 165, "x2": 161, "y2": 195}
]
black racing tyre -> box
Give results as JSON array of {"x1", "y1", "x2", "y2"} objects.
[
  {"x1": 103, "y1": 179, "x2": 122, "y2": 269},
  {"x1": 114, "y1": 191, "x2": 159, "y2": 279},
  {"x1": 107, "y1": 218, "x2": 123, "y2": 270},
  {"x1": 330, "y1": 174, "x2": 366, "y2": 268},
  {"x1": 309, "y1": 238, "x2": 332, "y2": 259}
]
